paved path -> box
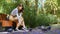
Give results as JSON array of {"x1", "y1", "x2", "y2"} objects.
[
  {"x1": 0, "y1": 24, "x2": 60, "y2": 34},
  {"x1": 0, "y1": 29, "x2": 60, "y2": 34}
]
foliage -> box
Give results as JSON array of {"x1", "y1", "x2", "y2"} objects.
[{"x1": 36, "y1": 14, "x2": 57, "y2": 26}]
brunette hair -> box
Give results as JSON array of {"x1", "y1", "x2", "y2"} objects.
[{"x1": 18, "y1": 4, "x2": 24, "y2": 13}]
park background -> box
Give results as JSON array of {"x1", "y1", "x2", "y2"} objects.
[{"x1": 0, "y1": 0, "x2": 60, "y2": 28}]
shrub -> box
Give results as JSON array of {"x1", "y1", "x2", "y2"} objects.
[{"x1": 36, "y1": 14, "x2": 57, "y2": 26}]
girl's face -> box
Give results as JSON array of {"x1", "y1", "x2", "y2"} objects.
[{"x1": 18, "y1": 6, "x2": 22, "y2": 10}]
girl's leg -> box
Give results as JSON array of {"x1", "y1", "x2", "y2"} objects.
[
  {"x1": 20, "y1": 18, "x2": 28, "y2": 30},
  {"x1": 21, "y1": 20, "x2": 29, "y2": 31},
  {"x1": 9, "y1": 15, "x2": 14, "y2": 21},
  {"x1": 16, "y1": 17, "x2": 22, "y2": 30},
  {"x1": 21, "y1": 20, "x2": 26, "y2": 29},
  {"x1": 16, "y1": 22, "x2": 21, "y2": 30}
]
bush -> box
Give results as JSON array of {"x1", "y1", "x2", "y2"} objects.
[
  {"x1": 36, "y1": 14, "x2": 57, "y2": 26},
  {"x1": 23, "y1": 5, "x2": 36, "y2": 28}
]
